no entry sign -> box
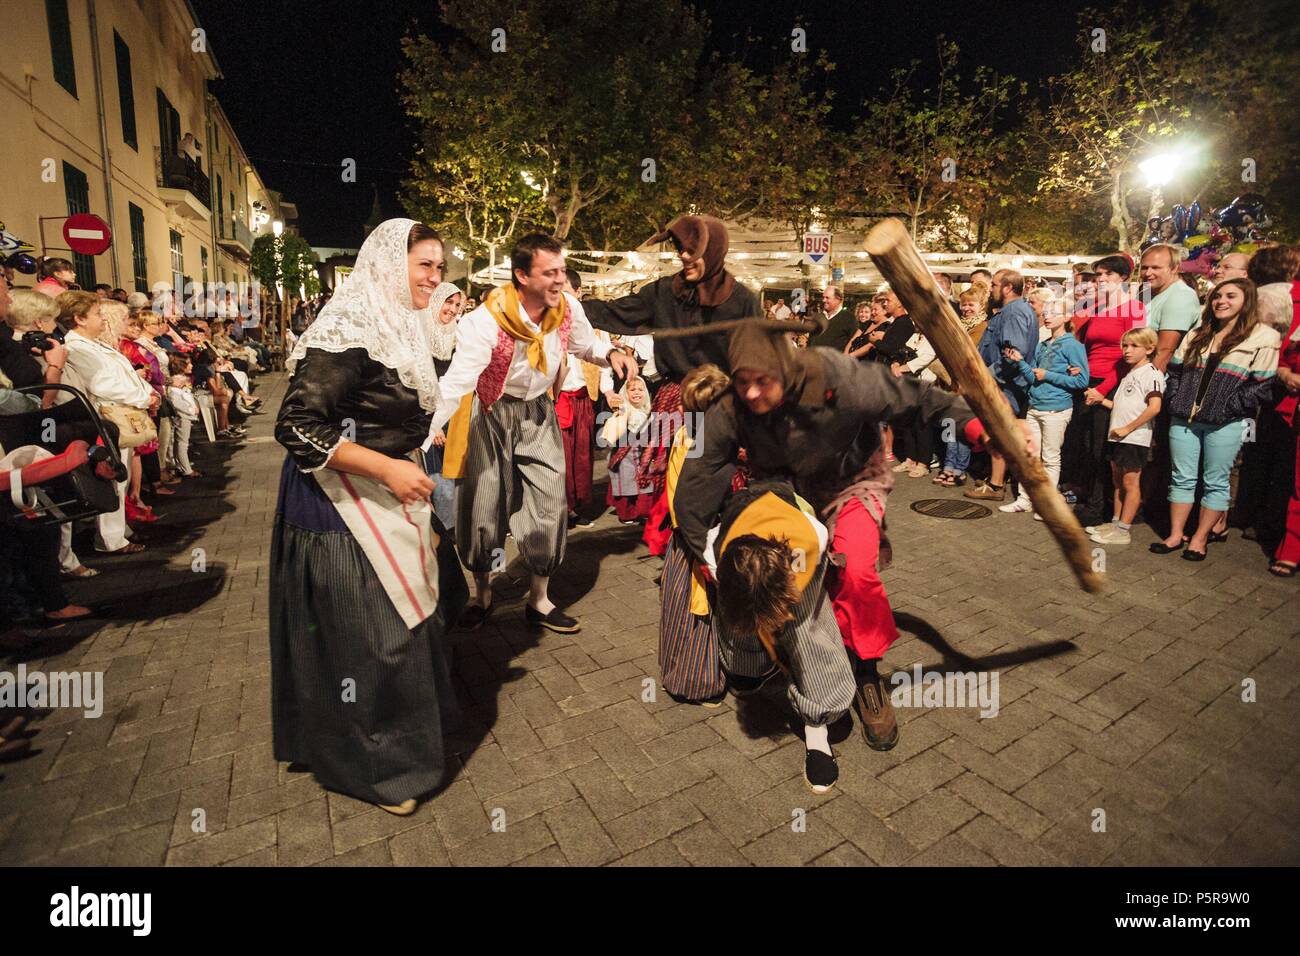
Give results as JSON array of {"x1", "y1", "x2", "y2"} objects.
[{"x1": 63, "y1": 213, "x2": 112, "y2": 256}]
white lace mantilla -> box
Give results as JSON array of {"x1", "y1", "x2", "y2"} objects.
[
  {"x1": 288, "y1": 218, "x2": 442, "y2": 413},
  {"x1": 428, "y1": 281, "x2": 462, "y2": 360}
]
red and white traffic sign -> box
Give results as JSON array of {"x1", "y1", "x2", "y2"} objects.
[{"x1": 63, "y1": 213, "x2": 112, "y2": 256}]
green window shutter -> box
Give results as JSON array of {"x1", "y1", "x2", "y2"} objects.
[
  {"x1": 129, "y1": 202, "x2": 148, "y2": 293},
  {"x1": 46, "y1": 0, "x2": 77, "y2": 97},
  {"x1": 114, "y1": 31, "x2": 137, "y2": 150},
  {"x1": 62, "y1": 161, "x2": 96, "y2": 287}
]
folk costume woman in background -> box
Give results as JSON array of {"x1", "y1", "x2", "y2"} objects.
[
  {"x1": 270, "y1": 218, "x2": 461, "y2": 817},
  {"x1": 425, "y1": 281, "x2": 465, "y2": 533}
]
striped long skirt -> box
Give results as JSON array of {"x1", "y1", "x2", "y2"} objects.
[
  {"x1": 658, "y1": 535, "x2": 725, "y2": 702},
  {"x1": 269, "y1": 460, "x2": 462, "y2": 806}
]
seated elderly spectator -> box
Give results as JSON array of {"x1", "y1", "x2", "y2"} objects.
[{"x1": 59, "y1": 290, "x2": 157, "y2": 554}]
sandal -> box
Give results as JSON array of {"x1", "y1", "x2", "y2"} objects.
[
  {"x1": 60, "y1": 565, "x2": 100, "y2": 579},
  {"x1": 95, "y1": 542, "x2": 146, "y2": 555},
  {"x1": 1269, "y1": 561, "x2": 1297, "y2": 578}
]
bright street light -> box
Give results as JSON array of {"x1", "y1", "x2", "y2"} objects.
[
  {"x1": 272, "y1": 219, "x2": 284, "y2": 237},
  {"x1": 1139, "y1": 151, "x2": 1185, "y2": 188}
]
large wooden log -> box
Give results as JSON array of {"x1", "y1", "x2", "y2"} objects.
[{"x1": 863, "y1": 218, "x2": 1103, "y2": 594}]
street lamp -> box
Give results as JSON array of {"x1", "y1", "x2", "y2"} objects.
[
  {"x1": 1139, "y1": 152, "x2": 1183, "y2": 189},
  {"x1": 1139, "y1": 146, "x2": 1196, "y2": 224}
]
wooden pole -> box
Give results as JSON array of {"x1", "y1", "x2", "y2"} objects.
[{"x1": 863, "y1": 218, "x2": 1103, "y2": 594}]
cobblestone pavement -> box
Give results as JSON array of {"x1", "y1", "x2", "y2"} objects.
[{"x1": 2, "y1": 372, "x2": 1297, "y2": 867}]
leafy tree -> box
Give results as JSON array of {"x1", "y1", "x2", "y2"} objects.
[
  {"x1": 402, "y1": 0, "x2": 707, "y2": 241},
  {"x1": 838, "y1": 39, "x2": 1022, "y2": 248},
  {"x1": 252, "y1": 233, "x2": 319, "y2": 301},
  {"x1": 1033, "y1": 11, "x2": 1194, "y2": 253}
]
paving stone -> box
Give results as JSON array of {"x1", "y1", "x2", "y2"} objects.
[
  {"x1": 165, "y1": 816, "x2": 277, "y2": 866},
  {"x1": 544, "y1": 799, "x2": 620, "y2": 866},
  {"x1": 603, "y1": 793, "x2": 703, "y2": 854},
  {"x1": 447, "y1": 815, "x2": 555, "y2": 866},
  {"x1": 388, "y1": 822, "x2": 450, "y2": 866}
]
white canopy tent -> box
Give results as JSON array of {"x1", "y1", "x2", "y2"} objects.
[{"x1": 466, "y1": 218, "x2": 1094, "y2": 296}]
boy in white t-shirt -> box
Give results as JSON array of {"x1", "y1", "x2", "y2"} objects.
[{"x1": 1092, "y1": 327, "x2": 1165, "y2": 545}]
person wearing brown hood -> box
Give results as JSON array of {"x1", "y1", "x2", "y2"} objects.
[
  {"x1": 674, "y1": 321, "x2": 997, "y2": 752},
  {"x1": 583, "y1": 214, "x2": 760, "y2": 383},
  {"x1": 584, "y1": 214, "x2": 761, "y2": 555}
]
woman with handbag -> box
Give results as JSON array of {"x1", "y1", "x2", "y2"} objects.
[{"x1": 58, "y1": 291, "x2": 157, "y2": 555}]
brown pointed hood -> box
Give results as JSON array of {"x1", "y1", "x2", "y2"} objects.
[
  {"x1": 646, "y1": 214, "x2": 737, "y2": 308},
  {"x1": 727, "y1": 320, "x2": 828, "y2": 410}
]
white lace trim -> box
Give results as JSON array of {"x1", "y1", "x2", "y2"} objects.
[
  {"x1": 288, "y1": 218, "x2": 442, "y2": 414},
  {"x1": 291, "y1": 425, "x2": 344, "y2": 474}
]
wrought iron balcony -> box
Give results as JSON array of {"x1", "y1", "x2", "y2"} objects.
[{"x1": 155, "y1": 147, "x2": 211, "y2": 211}]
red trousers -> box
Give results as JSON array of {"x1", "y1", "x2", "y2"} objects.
[
  {"x1": 558, "y1": 389, "x2": 594, "y2": 513},
  {"x1": 642, "y1": 489, "x2": 672, "y2": 556},
  {"x1": 830, "y1": 497, "x2": 899, "y2": 661},
  {"x1": 1275, "y1": 432, "x2": 1300, "y2": 565}
]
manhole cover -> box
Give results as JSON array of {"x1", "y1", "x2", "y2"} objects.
[{"x1": 910, "y1": 498, "x2": 993, "y2": 519}]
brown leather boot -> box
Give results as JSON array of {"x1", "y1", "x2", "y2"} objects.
[{"x1": 852, "y1": 676, "x2": 899, "y2": 751}]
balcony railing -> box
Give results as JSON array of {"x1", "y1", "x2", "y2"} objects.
[{"x1": 155, "y1": 147, "x2": 211, "y2": 209}]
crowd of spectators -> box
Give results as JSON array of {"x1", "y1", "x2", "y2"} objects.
[
  {"x1": 810, "y1": 243, "x2": 1299, "y2": 575},
  {"x1": 0, "y1": 258, "x2": 275, "y2": 676}
]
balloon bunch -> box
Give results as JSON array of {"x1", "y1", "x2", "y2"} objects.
[
  {"x1": 0, "y1": 220, "x2": 38, "y2": 274},
  {"x1": 1139, "y1": 194, "x2": 1273, "y2": 274}
]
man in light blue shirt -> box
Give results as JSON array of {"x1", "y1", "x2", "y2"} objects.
[{"x1": 1140, "y1": 244, "x2": 1202, "y2": 372}]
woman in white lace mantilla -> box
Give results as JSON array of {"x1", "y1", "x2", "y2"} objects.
[{"x1": 269, "y1": 218, "x2": 465, "y2": 816}]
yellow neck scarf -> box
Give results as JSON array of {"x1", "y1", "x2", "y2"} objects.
[{"x1": 484, "y1": 283, "x2": 565, "y2": 376}]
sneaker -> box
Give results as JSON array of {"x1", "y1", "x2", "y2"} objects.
[
  {"x1": 851, "y1": 677, "x2": 899, "y2": 751},
  {"x1": 1033, "y1": 513, "x2": 1044, "y2": 522},
  {"x1": 1090, "y1": 525, "x2": 1131, "y2": 545},
  {"x1": 891, "y1": 459, "x2": 913, "y2": 473},
  {"x1": 907, "y1": 462, "x2": 930, "y2": 478},
  {"x1": 803, "y1": 749, "x2": 839, "y2": 794},
  {"x1": 1084, "y1": 522, "x2": 1115, "y2": 535},
  {"x1": 964, "y1": 481, "x2": 1005, "y2": 501},
  {"x1": 998, "y1": 500, "x2": 1031, "y2": 514},
  {"x1": 525, "y1": 604, "x2": 580, "y2": 634}
]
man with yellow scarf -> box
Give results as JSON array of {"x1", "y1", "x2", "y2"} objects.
[{"x1": 426, "y1": 234, "x2": 638, "y2": 632}]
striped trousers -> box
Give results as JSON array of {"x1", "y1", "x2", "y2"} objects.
[
  {"x1": 457, "y1": 393, "x2": 567, "y2": 576},
  {"x1": 715, "y1": 556, "x2": 857, "y2": 726}
]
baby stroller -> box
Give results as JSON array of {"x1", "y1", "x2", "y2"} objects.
[{"x1": 0, "y1": 385, "x2": 126, "y2": 528}]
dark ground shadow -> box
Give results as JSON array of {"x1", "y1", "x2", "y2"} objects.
[
  {"x1": 421, "y1": 478, "x2": 648, "y2": 800},
  {"x1": 1, "y1": 432, "x2": 244, "y2": 775},
  {"x1": 728, "y1": 610, "x2": 1075, "y2": 743}
]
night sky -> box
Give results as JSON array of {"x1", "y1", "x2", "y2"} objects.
[{"x1": 193, "y1": 0, "x2": 1101, "y2": 248}]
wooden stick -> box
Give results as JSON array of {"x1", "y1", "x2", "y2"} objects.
[
  {"x1": 640, "y1": 316, "x2": 825, "y2": 339},
  {"x1": 863, "y1": 219, "x2": 1104, "y2": 594}
]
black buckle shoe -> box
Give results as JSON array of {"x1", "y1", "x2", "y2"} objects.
[
  {"x1": 725, "y1": 666, "x2": 780, "y2": 697},
  {"x1": 525, "y1": 604, "x2": 580, "y2": 633},
  {"x1": 458, "y1": 604, "x2": 494, "y2": 631},
  {"x1": 803, "y1": 749, "x2": 839, "y2": 794}
]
